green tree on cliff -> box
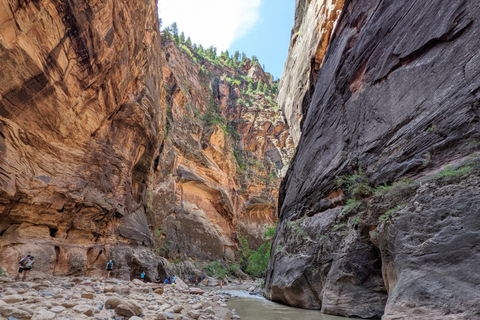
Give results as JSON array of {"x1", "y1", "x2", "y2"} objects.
[
  {"x1": 234, "y1": 51, "x2": 240, "y2": 61},
  {"x1": 263, "y1": 83, "x2": 269, "y2": 93},
  {"x1": 171, "y1": 22, "x2": 178, "y2": 36},
  {"x1": 179, "y1": 32, "x2": 185, "y2": 44},
  {"x1": 247, "y1": 82, "x2": 254, "y2": 93},
  {"x1": 186, "y1": 36, "x2": 192, "y2": 47},
  {"x1": 256, "y1": 80, "x2": 262, "y2": 93}
]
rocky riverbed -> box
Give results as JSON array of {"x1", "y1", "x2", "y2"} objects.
[{"x1": 0, "y1": 275, "x2": 241, "y2": 320}]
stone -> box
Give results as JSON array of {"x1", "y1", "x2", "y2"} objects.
[
  {"x1": 172, "y1": 305, "x2": 183, "y2": 313},
  {"x1": 187, "y1": 310, "x2": 201, "y2": 320},
  {"x1": 61, "y1": 301, "x2": 77, "y2": 308},
  {"x1": 189, "y1": 288, "x2": 204, "y2": 295},
  {"x1": 104, "y1": 286, "x2": 114, "y2": 293},
  {"x1": 132, "y1": 287, "x2": 151, "y2": 294},
  {"x1": 0, "y1": 306, "x2": 31, "y2": 320},
  {"x1": 191, "y1": 303, "x2": 203, "y2": 310},
  {"x1": 104, "y1": 297, "x2": 123, "y2": 309},
  {"x1": 204, "y1": 306, "x2": 215, "y2": 315},
  {"x1": 114, "y1": 286, "x2": 130, "y2": 295},
  {"x1": 125, "y1": 300, "x2": 143, "y2": 316},
  {"x1": 72, "y1": 304, "x2": 94, "y2": 316},
  {"x1": 115, "y1": 304, "x2": 135, "y2": 318},
  {"x1": 50, "y1": 306, "x2": 66, "y2": 313},
  {"x1": 1, "y1": 295, "x2": 23, "y2": 304},
  {"x1": 81, "y1": 292, "x2": 94, "y2": 299},
  {"x1": 153, "y1": 288, "x2": 164, "y2": 295},
  {"x1": 132, "y1": 279, "x2": 144, "y2": 286},
  {"x1": 31, "y1": 310, "x2": 56, "y2": 320},
  {"x1": 155, "y1": 313, "x2": 168, "y2": 320}
]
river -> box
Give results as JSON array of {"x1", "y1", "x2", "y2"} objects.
[{"x1": 223, "y1": 290, "x2": 348, "y2": 320}]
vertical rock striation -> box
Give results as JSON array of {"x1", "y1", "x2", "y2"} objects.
[
  {"x1": 0, "y1": 0, "x2": 166, "y2": 277},
  {"x1": 266, "y1": 0, "x2": 480, "y2": 319},
  {"x1": 278, "y1": 0, "x2": 345, "y2": 145}
]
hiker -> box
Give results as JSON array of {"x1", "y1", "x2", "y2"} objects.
[
  {"x1": 154, "y1": 276, "x2": 162, "y2": 283},
  {"x1": 195, "y1": 278, "x2": 199, "y2": 287},
  {"x1": 106, "y1": 260, "x2": 114, "y2": 278},
  {"x1": 164, "y1": 278, "x2": 169, "y2": 285},
  {"x1": 21, "y1": 256, "x2": 34, "y2": 281},
  {"x1": 15, "y1": 254, "x2": 31, "y2": 280},
  {"x1": 219, "y1": 279, "x2": 223, "y2": 288},
  {"x1": 140, "y1": 271, "x2": 145, "y2": 282}
]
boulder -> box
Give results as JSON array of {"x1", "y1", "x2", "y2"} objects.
[{"x1": 115, "y1": 304, "x2": 135, "y2": 318}]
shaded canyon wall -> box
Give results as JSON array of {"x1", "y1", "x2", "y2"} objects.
[
  {"x1": 266, "y1": 0, "x2": 480, "y2": 319},
  {"x1": 0, "y1": 0, "x2": 168, "y2": 279}
]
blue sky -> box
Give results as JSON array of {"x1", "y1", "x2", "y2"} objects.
[{"x1": 158, "y1": 0, "x2": 295, "y2": 79}]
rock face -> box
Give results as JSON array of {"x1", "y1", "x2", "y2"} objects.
[
  {"x1": 278, "y1": 0, "x2": 345, "y2": 145},
  {"x1": 150, "y1": 36, "x2": 294, "y2": 263},
  {"x1": 266, "y1": 0, "x2": 480, "y2": 319},
  {"x1": 0, "y1": 0, "x2": 165, "y2": 277}
]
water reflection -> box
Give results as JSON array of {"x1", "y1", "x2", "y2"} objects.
[{"x1": 225, "y1": 290, "x2": 348, "y2": 320}]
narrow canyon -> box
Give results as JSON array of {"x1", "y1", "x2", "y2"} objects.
[{"x1": 0, "y1": 0, "x2": 479, "y2": 319}]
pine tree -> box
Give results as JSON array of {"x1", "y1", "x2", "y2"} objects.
[
  {"x1": 242, "y1": 52, "x2": 247, "y2": 62},
  {"x1": 256, "y1": 80, "x2": 262, "y2": 92},
  {"x1": 179, "y1": 32, "x2": 185, "y2": 44},
  {"x1": 186, "y1": 37, "x2": 192, "y2": 47},
  {"x1": 263, "y1": 83, "x2": 269, "y2": 93},
  {"x1": 247, "y1": 83, "x2": 253, "y2": 93},
  {"x1": 199, "y1": 65, "x2": 206, "y2": 80},
  {"x1": 234, "y1": 51, "x2": 240, "y2": 61},
  {"x1": 171, "y1": 22, "x2": 178, "y2": 36}
]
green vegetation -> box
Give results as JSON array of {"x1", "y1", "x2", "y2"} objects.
[
  {"x1": 203, "y1": 261, "x2": 227, "y2": 279},
  {"x1": 237, "y1": 224, "x2": 276, "y2": 278},
  {"x1": 379, "y1": 205, "x2": 405, "y2": 223},
  {"x1": 343, "y1": 198, "x2": 361, "y2": 215},
  {"x1": 336, "y1": 167, "x2": 372, "y2": 199},
  {"x1": 159, "y1": 239, "x2": 173, "y2": 256},
  {"x1": 288, "y1": 217, "x2": 307, "y2": 237},
  {"x1": 435, "y1": 164, "x2": 473, "y2": 179}
]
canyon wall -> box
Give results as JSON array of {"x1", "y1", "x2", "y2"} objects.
[
  {"x1": 266, "y1": 0, "x2": 480, "y2": 319},
  {"x1": 278, "y1": 0, "x2": 345, "y2": 145},
  {"x1": 0, "y1": 0, "x2": 167, "y2": 279},
  {"x1": 149, "y1": 36, "x2": 293, "y2": 268}
]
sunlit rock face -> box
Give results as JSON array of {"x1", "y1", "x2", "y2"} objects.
[
  {"x1": 0, "y1": 0, "x2": 165, "y2": 277},
  {"x1": 266, "y1": 0, "x2": 480, "y2": 319},
  {"x1": 278, "y1": 0, "x2": 345, "y2": 146},
  {"x1": 150, "y1": 37, "x2": 294, "y2": 261}
]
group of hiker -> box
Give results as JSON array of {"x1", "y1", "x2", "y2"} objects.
[
  {"x1": 106, "y1": 260, "x2": 177, "y2": 285},
  {"x1": 16, "y1": 255, "x2": 180, "y2": 286}
]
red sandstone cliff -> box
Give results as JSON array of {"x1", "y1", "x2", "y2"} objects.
[
  {"x1": 0, "y1": 0, "x2": 166, "y2": 278},
  {"x1": 149, "y1": 35, "x2": 294, "y2": 264}
]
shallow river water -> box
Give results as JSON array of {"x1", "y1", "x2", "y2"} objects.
[{"x1": 223, "y1": 290, "x2": 348, "y2": 320}]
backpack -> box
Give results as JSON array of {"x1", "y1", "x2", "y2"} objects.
[
  {"x1": 19, "y1": 257, "x2": 28, "y2": 266},
  {"x1": 24, "y1": 259, "x2": 33, "y2": 268}
]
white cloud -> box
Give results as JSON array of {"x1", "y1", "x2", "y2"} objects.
[{"x1": 158, "y1": 0, "x2": 262, "y2": 51}]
